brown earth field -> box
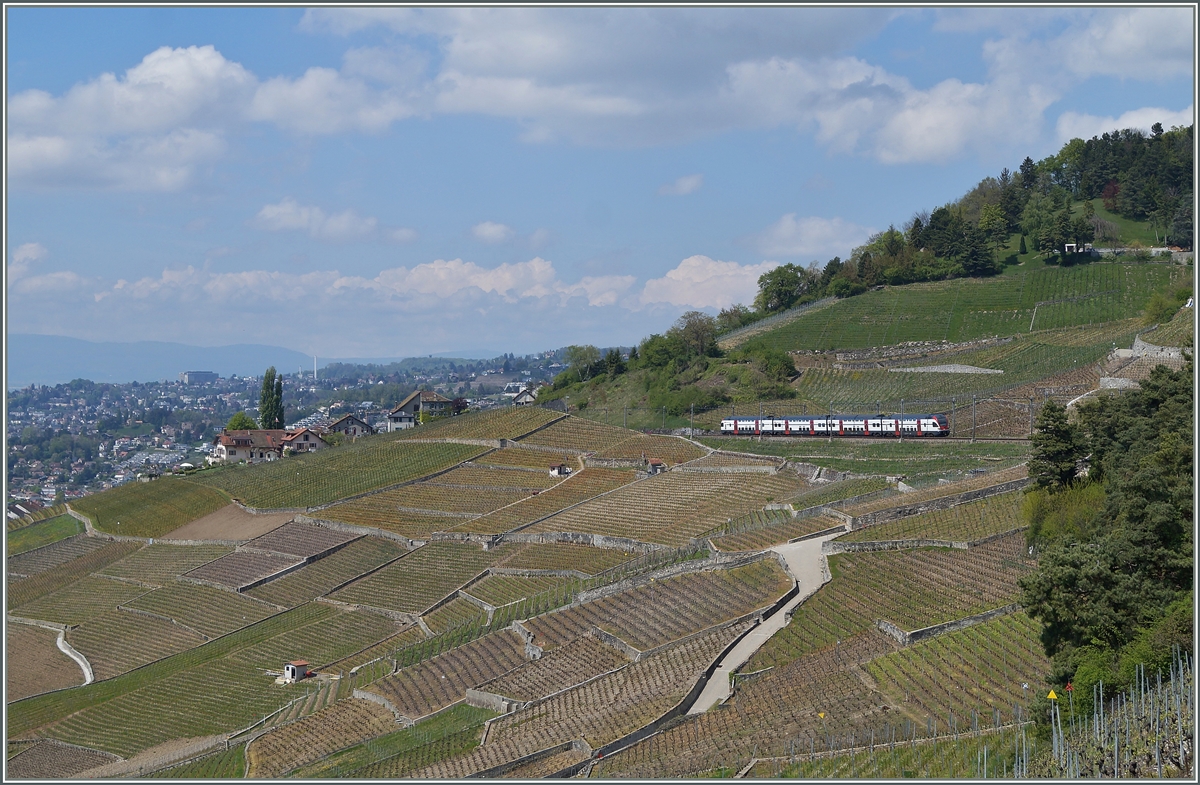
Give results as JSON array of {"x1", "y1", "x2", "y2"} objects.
[
  {"x1": 6, "y1": 623, "x2": 85, "y2": 702},
  {"x1": 160, "y1": 505, "x2": 293, "y2": 542}
]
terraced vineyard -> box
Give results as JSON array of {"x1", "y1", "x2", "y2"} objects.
[
  {"x1": 1145, "y1": 307, "x2": 1194, "y2": 347},
  {"x1": 711, "y1": 513, "x2": 845, "y2": 552},
  {"x1": 6, "y1": 624, "x2": 85, "y2": 701},
  {"x1": 528, "y1": 471, "x2": 808, "y2": 546},
  {"x1": 841, "y1": 490, "x2": 1025, "y2": 543},
  {"x1": 125, "y1": 581, "x2": 278, "y2": 637},
  {"x1": 434, "y1": 463, "x2": 560, "y2": 489},
  {"x1": 867, "y1": 611, "x2": 1050, "y2": 719},
  {"x1": 473, "y1": 447, "x2": 579, "y2": 469},
  {"x1": 841, "y1": 465, "x2": 1027, "y2": 519},
  {"x1": 182, "y1": 550, "x2": 301, "y2": 591},
  {"x1": 243, "y1": 521, "x2": 359, "y2": 559},
  {"x1": 495, "y1": 542, "x2": 637, "y2": 575},
  {"x1": 525, "y1": 558, "x2": 791, "y2": 651},
  {"x1": 12, "y1": 575, "x2": 151, "y2": 627},
  {"x1": 518, "y1": 417, "x2": 637, "y2": 453},
  {"x1": 747, "y1": 532, "x2": 1034, "y2": 671},
  {"x1": 367, "y1": 629, "x2": 528, "y2": 720},
  {"x1": 71, "y1": 479, "x2": 231, "y2": 538},
  {"x1": 190, "y1": 439, "x2": 485, "y2": 509},
  {"x1": 6, "y1": 515, "x2": 83, "y2": 556},
  {"x1": 245, "y1": 536, "x2": 407, "y2": 606},
  {"x1": 331, "y1": 542, "x2": 510, "y2": 614},
  {"x1": 66, "y1": 609, "x2": 207, "y2": 679},
  {"x1": 227, "y1": 608, "x2": 403, "y2": 670},
  {"x1": 745, "y1": 263, "x2": 1178, "y2": 352},
  {"x1": 422, "y1": 597, "x2": 486, "y2": 634},
  {"x1": 395, "y1": 405, "x2": 563, "y2": 441},
  {"x1": 7, "y1": 534, "x2": 112, "y2": 578},
  {"x1": 591, "y1": 629, "x2": 898, "y2": 779},
  {"x1": 464, "y1": 573, "x2": 568, "y2": 607},
  {"x1": 479, "y1": 632, "x2": 629, "y2": 702},
  {"x1": 247, "y1": 697, "x2": 397, "y2": 778},
  {"x1": 6, "y1": 541, "x2": 144, "y2": 611},
  {"x1": 450, "y1": 467, "x2": 637, "y2": 535},
  {"x1": 418, "y1": 622, "x2": 751, "y2": 777},
  {"x1": 98, "y1": 543, "x2": 232, "y2": 586}
]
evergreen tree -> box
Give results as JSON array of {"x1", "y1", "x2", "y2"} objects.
[
  {"x1": 1028, "y1": 399, "x2": 1082, "y2": 489},
  {"x1": 1019, "y1": 234, "x2": 1027, "y2": 254},
  {"x1": 258, "y1": 367, "x2": 283, "y2": 430}
]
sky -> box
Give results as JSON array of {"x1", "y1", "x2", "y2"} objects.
[{"x1": 5, "y1": 6, "x2": 1195, "y2": 360}]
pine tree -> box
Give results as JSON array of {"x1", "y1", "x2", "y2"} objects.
[
  {"x1": 1019, "y1": 234, "x2": 1028, "y2": 255},
  {"x1": 273, "y1": 374, "x2": 284, "y2": 429},
  {"x1": 1029, "y1": 399, "x2": 1082, "y2": 489}
]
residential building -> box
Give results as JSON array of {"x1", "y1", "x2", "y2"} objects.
[
  {"x1": 209, "y1": 429, "x2": 289, "y2": 464},
  {"x1": 387, "y1": 390, "x2": 453, "y2": 431},
  {"x1": 329, "y1": 413, "x2": 375, "y2": 438},
  {"x1": 282, "y1": 428, "x2": 329, "y2": 455}
]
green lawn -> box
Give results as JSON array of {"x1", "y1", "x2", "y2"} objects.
[{"x1": 6, "y1": 515, "x2": 83, "y2": 555}]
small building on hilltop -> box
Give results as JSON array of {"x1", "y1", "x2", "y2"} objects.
[
  {"x1": 387, "y1": 390, "x2": 453, "y2": 431},
  {"x1": 329, "y1": 413, "x2": 375, "y2": 439},
  {"x1": 549, "y1": 463, "x2": 572, "y2": 478}
]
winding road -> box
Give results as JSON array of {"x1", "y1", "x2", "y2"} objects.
[{"x1": 688, "y1": 531, "x2": 841, "y2": 714}]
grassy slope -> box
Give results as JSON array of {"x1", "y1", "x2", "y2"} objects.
[{"x1": 7, "y1": 515, "x2": 83, "y2": 555}]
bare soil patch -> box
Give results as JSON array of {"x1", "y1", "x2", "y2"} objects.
[
  {"x1": 161, "y1": 505, "x2": 292, "y2": 542},
  {"x1": 6, "y1": 624, "x2": 84, "y2": 702}
]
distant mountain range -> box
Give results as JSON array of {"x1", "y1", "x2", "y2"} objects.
[{"x1": 6, "y1": 334, "x2": 504, "y2": 389}]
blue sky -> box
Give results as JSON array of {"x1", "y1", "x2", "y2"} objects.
[{"x1": 5, "y1": 6, "x2": 1194, "y2": 359}]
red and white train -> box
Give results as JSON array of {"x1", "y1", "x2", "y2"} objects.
[{"x1": 720, "y1": 414, "x2": 949, "y2": 437}]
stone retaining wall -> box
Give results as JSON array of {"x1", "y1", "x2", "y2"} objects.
[
  {"x1": 352, "y1": 689, "x2": 409, "y2": 724},
  {"x1": 500, "y1": 530, "x2": 663, "y2": 553},
  {"x1": 824, "y1": 539, "x2": 966, "y2": 554},
  {"x1": 876, "y1": 603, "x2": 1021, "y2": 646},
  {"x1": 847, "y1": 477, "x2": 1030, "y2": 531},
  {"x1": 293, "y1": 515, "x2": 419, "y2": 549}
]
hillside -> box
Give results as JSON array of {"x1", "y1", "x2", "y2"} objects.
[{"x1": 5, "y1": 128, "x2": 1193, "y2": 781}]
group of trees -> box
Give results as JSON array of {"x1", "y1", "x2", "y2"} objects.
[
  {"x1": 1019, "y1": 357, "x2": 1193, "y2": 717},
  {"x1": 549, "y1": 309, "x2": 797, "y2": 415}
]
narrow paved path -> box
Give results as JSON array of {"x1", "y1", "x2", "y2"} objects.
[{"x1": 688, "y1": 531, "x2": 840, "y2": 714}]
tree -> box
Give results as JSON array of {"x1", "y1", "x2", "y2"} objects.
[
  {"x1": 717, "y1": 304, "x2": 754, "y2": 332},
  {"x1": 259, "y1": 367, "x2": 283, "y2": 430},
  {"x1": 1029, "y1": 399, "x2": 1083, "y2": 490},
  {"x1": 977, "y1": 203, "x2": 1009, "y2": 251},
  {"x1": 564, "y1": 345, "x2": 601, "y2": 382},
  {"x1": 671, "y1": 311, "x2": 718, "y2": 357},
  {"x1": 603, "y1": 348, "x2": 626, "y2": 379},
  {"x1": 754, "y1": 263, "x2": 814, "y2": 312},
  {"x1": 1019, "y1": 234, "x2": 1028, "y2": 254},
  {"x1": 451, "y1": 397, "x2": 468, "y2": 415},
  {"x1": 226, "y1": 411, "x2": 258, "y2": 430},
  {"x1": 1019, "y1": 156, "x2": 1037, "y2": 188}
]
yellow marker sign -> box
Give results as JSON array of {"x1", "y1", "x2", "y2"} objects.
[
  {"x1": 818, "y1": 712, "x2": 825, "y2": 719},
  {"x1": 1047, "y1": 690, "x2": 1058, "y2": 700}
]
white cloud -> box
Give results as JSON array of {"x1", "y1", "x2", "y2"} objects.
[
  {"x1": 658, "y1": 174, "x2": 703, "y2": 196},
  {"x1": 556, "y1": 275, "x2": 636, "y2": 307},
  {"x1": 7, "y1": 129, "x2": 225, "y2": 191},
  {"x1": 8, "y1": 242, "x2": 48, "y2": 282},
  {"x1": 11, "y1": 242, "x2": 48, "y2": 266},
  {"x1": 7, "y1": 45, "x2": 254, "y2": 135},
  {"x1": 471, "y1": 221, "x2": 516, "y2": 244},
  {"x1": 1056, "y1": 105, "x2": 1196, "y2": 145},
  {"x1": 640, "y1": 255, "x2": 777, "y2": 310},
  {"x1": 252, "y1": 198, "x2": 378, "y2": 242},
  {"x1": 247, "y1": 67, "x2": 415, "y2": 134},
  {"x1": 754, "y1": 214, "x2": 873, "y2": 258}
]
